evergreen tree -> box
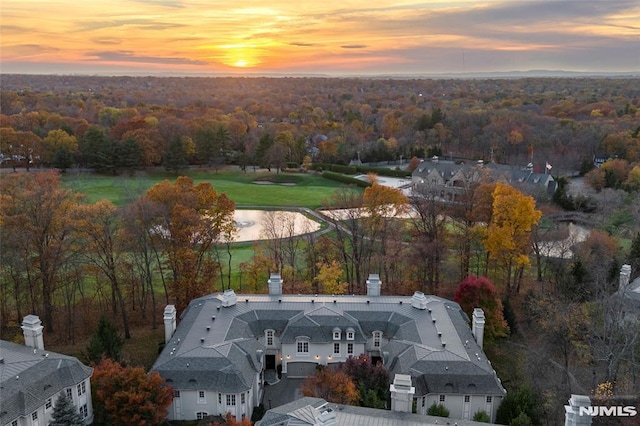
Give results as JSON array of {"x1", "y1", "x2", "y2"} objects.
[
  {"x1": 51, "y1": 392, "x2": 84, "y2": 426},
  {"x1": 496, "y1": 384, "x2": 540, "y2": 425},
  {"x1": 94, "y1": 138, "x2": 119, "y2": 174},
  {"x1": 117, "y1": 137, "x2": 142, "y2": 174},
  {"x1": 256, "y1": 133, "x2": 274, "y2": 168},
  {"x1": 85, "y1": 315, "x2": 124, "y2": 364},
  {"x1": 163, "y1": 137, "x2": 188, "y2": 173},
  {"x1": 79, "y1": 126, "x2": 106, "y2": 168},
  {"x1": 53, "y1": 146, "x2": 74, "y2": 171}
]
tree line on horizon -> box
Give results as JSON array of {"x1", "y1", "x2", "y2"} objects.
[{"x1": 1, "y1": 75, "x2": 639, "y2": 177}]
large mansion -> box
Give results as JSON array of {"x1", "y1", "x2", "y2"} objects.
[{"x1": 151, "y1": 273, "x2": 506, "y2": 423}]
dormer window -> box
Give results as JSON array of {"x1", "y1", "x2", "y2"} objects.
[
  {"x1": 346, "y1": 328, "x2": 355, "y2": 341},
  {"x1": 333, "y1": 328, "x2": 341, "y2": 340}
]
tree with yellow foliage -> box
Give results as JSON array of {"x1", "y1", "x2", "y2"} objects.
[
  {"x1": 484, "y1": 183, "x2": 542, "y2": 294},
  {"x1": 363, "y1": 175, "x2": 409, "y2": 287},
  {"x1": 314, "y1": 260, "x2": 347, "y2": 294}
]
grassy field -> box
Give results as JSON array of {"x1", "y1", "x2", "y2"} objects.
[{"x1": 62, "y1": 168, "x2": 345, "y2": 208}]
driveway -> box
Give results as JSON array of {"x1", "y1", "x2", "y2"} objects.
[{"x1": 261, "y1": 377, "x2": 306, "y2": 409}]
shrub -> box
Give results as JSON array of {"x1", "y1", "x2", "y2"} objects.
[
  {"x1": 251, "y1": 403, "x2": 266, "y2": 422},
  {"x1": 427, "y1": 403, "x2": 450, "y2": 417},
  {"x1": 473, "y1": 410, "x2": 491, "y2": 422}
]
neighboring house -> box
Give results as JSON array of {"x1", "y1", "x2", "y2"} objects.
[
  {"x1": 0, "y1": 315, "x2": 93, "y2": 426},
  {"x1": 151, "y1": 273, "x2": 506, "y2": 423},
  {"x1": 256, "y1": 396, "x2": 500, "y2": 426},
  {"x1": 411, "y1": 157, "x2": 556, "y2": 201}
]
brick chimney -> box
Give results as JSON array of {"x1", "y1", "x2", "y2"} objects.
[
  {"x1": 22, "y1": 315, "x2": 44, "y2": 350},
  {"x1": 268, "y1": 273, "x2": 283, "y2": 295},
  {"x1": 366, "y1": 274, "x2": 381, "y2": 296},
  {"x1": 163, "y1": 305, "x2": 177, "y2": 344},
  {"x1": 472, "y1": 308, "x2": 485, "y2": 349}
]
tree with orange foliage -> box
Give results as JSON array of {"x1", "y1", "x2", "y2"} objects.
[
  {"x1": 301, "y1": 366, "x2": 360, "y2": 405},
  {"x1": 144, "y1": 176, "x2": 236, "y2": 311},
  {"x1": 92, "y1": 358, "x2": 173, "y2": 426},
  {"x1": 0, "y1": 171, "x2": 81, "y2": 333},
  {"x1": 407, "y1": 156, "x2": 420, "y2": 172}
]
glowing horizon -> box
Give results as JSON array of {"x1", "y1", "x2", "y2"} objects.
[{"x1": 1, "y1": 0, "x2": 638, "y2": 75}]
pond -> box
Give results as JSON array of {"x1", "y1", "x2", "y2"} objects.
[{"x1": 233, "y1": 210, "x2": 321, "y2": 242}]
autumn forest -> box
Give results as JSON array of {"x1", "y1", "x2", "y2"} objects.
[{"x1": 1, "y1": 74, "x2": 640, "y2": 424}]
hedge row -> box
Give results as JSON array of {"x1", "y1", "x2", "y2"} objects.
[
  {"x1": 322, "y1": 171, "x2": 371, "y2": 188},
  {"x1": 313, "y1": 163, "x2": 358, "y2": 175},
  {"x1": 313, "y1": 163, "x2": 411, "y2": 178}
]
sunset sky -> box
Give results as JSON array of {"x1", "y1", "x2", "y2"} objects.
[{"x1": 1, "y1": 0, "x2": 639, "y2": 76}]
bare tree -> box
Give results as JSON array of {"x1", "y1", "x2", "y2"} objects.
[
  {"x1": 321, "y1": 188, "x2": 370, "y2": 293},
  {"x1": 409, "y1": 183, "x2": 448, "y2": 293}
]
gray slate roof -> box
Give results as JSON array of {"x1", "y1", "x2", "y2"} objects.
[
  {"x1": 257, "y1": 397, "x2": 500, "y2": 426},
  {"x1": 413, "y1": 159, "x2": 554, "y2": 194},
  {"x1": 152, "y1": 293, "x2": 505, "y2": 396},
  {"x1": 0, "y1": 340, "x2": 92, "y2": 424}
]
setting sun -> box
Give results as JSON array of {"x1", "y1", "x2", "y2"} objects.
[{"x1": 1, "y1": 0, "x2": 637, "y2": 75}]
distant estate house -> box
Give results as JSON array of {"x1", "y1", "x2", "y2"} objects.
[
  {"x1": 0, "y1": 316, "x2": 93, "y2": 426},
  {"x1": 151, "y1": 274, "x2": 506, "y2": 423},
  {"x1": 411, "y1": 157, "x2": 556, "y2": 201}
]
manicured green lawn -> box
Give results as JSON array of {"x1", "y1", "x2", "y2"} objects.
[{"x1": 62, "y1": 168, "x2": 345, "y2": 208}]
